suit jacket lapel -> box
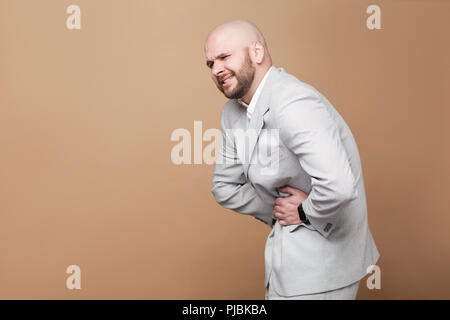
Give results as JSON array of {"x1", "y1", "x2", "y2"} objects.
[{"x1": 242, "y1": 67, "x2": 281, "y2": 179}]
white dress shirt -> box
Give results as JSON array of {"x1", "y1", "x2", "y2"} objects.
[{"x1": 238, "y1": 66, "x2": 274, "y2": 119}]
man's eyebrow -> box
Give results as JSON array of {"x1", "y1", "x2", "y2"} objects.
[{"x1": 206, "y1": 52, "x2": 231, "y2": 68}]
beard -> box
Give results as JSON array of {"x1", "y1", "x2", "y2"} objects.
[{"x1": 217, "y1": 51, "x2": 255, "y2": 100}]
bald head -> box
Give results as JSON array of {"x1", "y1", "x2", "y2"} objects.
[
  {"x1": 204, "y1": 20, "x2": 272, "y2": 103},
  {"x1": 205, "y1": 20, "x2": 270, "y2": 58}
]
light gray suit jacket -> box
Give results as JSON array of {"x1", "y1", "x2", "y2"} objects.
[{"x1": 211, "y1": 67, "x2": 380, "y2": 296}]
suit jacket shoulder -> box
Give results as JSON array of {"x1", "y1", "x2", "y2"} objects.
[{"x1": 270, "y1": 69, "x2": 323, "y2": 112}]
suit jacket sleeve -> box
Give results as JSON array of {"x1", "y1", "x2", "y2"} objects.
[
  {"x1": 211, "y1": 106, "x2": 274, "y2": 227},
  {"x1": 274, "y1": 87, "x2": 358, "y2": 238}
]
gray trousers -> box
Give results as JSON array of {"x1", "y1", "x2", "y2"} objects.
[{"x1": 265, "y1": 280, "x2": 360, "y2": 300}]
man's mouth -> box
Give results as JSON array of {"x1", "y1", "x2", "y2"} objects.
[{"x1": 220, "y1": 74, "x2": 234, "y2": 86}]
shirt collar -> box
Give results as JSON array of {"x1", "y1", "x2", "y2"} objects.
[{"x1": 238, "y1": 66, "x2": 274, "y2": 119}]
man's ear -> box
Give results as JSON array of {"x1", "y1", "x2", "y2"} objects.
[{"x1": 251, "y1": 40, "x2": 265, "y2": 64}]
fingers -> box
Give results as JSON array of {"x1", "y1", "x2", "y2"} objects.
[
  {"x1": 274, "y1": 205, "x2": 283, "y2": 213},
  {"x1": 273, "y1": 205, "x2": 292, "y2": 225},
  {"x1": 273, "y1": 211, "x2": 287, "y2": 226},
  {"x1": 274, "y1": 214, "x2": 301, "y2": 226},
  {"x1": 274, "y1": 197, "x2": 291, "y2": 206},
  {"x1": 275, "y1": 215, "x2": 295, "y2": 226},
  {"x1": 273, "y1": 201, "x2": 302, "y2": 226},
  {"x1": 279, "y1": 186, "x2": 297, "y2": 195},
  {"x1": 274, "y1": 202, "x2": 296, "y2": 215},
  {"x1": 274, "y1": 197, "x2": 283, "y2": 205},
  {"x1": 272, "y1": 209, "x2": 284, "y2": 219},
  {"x1": 280, "y1": 185, "x2": 308, "y2": 197},
  {"x1": 279, "y1": 186, "x2": 308, "y2": 205}
]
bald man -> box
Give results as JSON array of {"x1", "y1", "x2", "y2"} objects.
[{"x1": 206, "y1": 20, "x2": 379, "y2": 300}]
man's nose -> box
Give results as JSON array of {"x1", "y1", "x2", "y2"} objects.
[{"x1": 212, "y1": 61, "x2": 225, "y2": 77}]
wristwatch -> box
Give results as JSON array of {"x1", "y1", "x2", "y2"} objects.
[{"x1": 297, "y1": 203, "x2": 310, "y2": 224}]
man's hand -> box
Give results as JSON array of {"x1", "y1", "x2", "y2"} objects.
[{"x1": 273, "y1": 186, "x2": 308, "y2": 226}]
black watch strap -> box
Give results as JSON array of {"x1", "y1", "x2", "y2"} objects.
[{"x1": 297, "y1": 203, "x2": 309, "y2": 224}]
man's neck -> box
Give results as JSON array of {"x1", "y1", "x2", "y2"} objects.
[{"x1": 241, "y1": 65, "x2": 272, "y2": 105}]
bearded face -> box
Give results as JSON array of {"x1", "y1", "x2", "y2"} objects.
[{"x1": 215, "y1": 50, "x2": 255, "y2": 100}]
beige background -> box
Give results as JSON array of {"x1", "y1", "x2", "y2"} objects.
[{"x1": 1, "y1": 0, "x2": 449, "y2": 299}]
